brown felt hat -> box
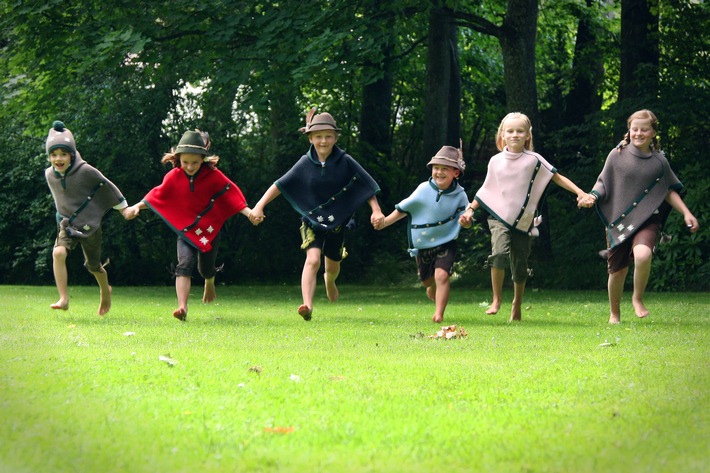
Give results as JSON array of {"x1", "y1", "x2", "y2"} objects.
[
  {"x1": 299, "y1": 107, "x2": 341, "y2": 134},
  {"x1": 427, "y1": 144, "x2": 466, "y2": 174}
]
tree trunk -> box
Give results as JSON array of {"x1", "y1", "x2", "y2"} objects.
[
  {"x1": 619, "y1": 0, "x2": 659, "y2": 103},
  {"x1": 499, "y1": 0, "x2": 539, "y2": 131},
  {"x1": 423, "y1": 6, "x2": 461, "y2": 161},
  {"x1": 564, "y1": 0, "x2": 604, "y2": 125}
]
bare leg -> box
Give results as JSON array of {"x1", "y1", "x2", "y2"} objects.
[
  {"x1": 173, "y1": 275, "x2": 191, "y2": 321},
  {"x1": 509, "y1": 281, "x2": 525, "y2": 322},
  {"x1": 323, "y1": 256, "x2": 341, "y2": 303},
  {"x1": 299, "y1": 248, "x2": 321, "y2": 320},
  {"x1": 203, "y1": 276, "x2": 216, "y2": 303},
  {"x1": 631, "y1": 244, "x2": 653, "y2": 318},
  {"x1": 51, "y1": 246, "x2": 70, "y2": 310},
  {"x1": 91, "y1": 268, "x2": 112, "y2": 316},
  {"x1": 608, "y1": 267, "x2": 629, "y2": 324},
  {"x1": 431, "y1": 268, "x2": 450, "y2": 323},
  {"x1": 425, "y1": 281, "x2": 436, "y2": 302},
  {"x1": 486, "y1": 267, "x2": 505, "y2": 314}
]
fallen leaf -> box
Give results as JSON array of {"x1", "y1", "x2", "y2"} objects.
[
  {"x1": 429, "y1": 325, "x2": 468, "y2": 339},
  {"x1": 264, "y1": 426, "x2": 295, "y2": 434}
]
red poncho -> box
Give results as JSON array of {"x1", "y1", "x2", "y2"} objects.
[{"x1": 143, "y1": 166, "x2": 247, "y2": 252}]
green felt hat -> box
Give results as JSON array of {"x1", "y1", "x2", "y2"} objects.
[{"x1": 174, "y1": 130, "x2": 210, "y2": 155}]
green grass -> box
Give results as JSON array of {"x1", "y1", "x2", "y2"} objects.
[{"x1": 0, "y1": 284, "x2": 708, "y2": 473}]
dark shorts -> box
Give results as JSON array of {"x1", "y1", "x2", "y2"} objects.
[
  {"x1": 607, "y1": 214, "x2": 662, "y2": 274},
  {"x1": 175, "y1": 233, "x2": 221, "y2": 279},
  {"x1": 302, "y1": 224, "x2": 346, "y2": 262},
  {"x1": 415, "y1": 240, "x2": 457, "y2": 282},
  {"x1": 55, "y1": 225, "x2": 104, "y2": 272}
]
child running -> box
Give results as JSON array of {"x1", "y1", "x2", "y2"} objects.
[
  {"x1": 459, "y1": 112, "x2": 587, "y2": 322},
  {"x1": 578, "y1": 109, "x2": 699, "y2": 324},
  {"x1": 125, "y1": 130, "x2": 251, "y2": 321},
  {"x1": 44, "y1": 120, "x2": 132, "y2": 315},
  {"x1": 374, "y1": 144, "x2": 469, "y2": 323},
  {"x1": 249, "y1": 108, "x2": 384, "y2": 321}
]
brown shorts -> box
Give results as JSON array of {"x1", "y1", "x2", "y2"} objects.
[
  {"x1": 607, "y1": 215, "x2": 661, "y2": 274},
  {"x1": 55, "y1": 225, "x2": 104, "y2": 272},
  {"x1": 416, "y1": 240, "x2": 457, "y2": 282}
]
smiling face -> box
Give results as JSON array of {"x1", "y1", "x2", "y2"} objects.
[
  {"x1": 500, "y1": 117, "x2": 531, "y2": 153},
  {"x1": 49, "y1": 148, "x2": 73, "y2": 174},
  {"x1": 430, "y1": 164, "x2": 460, "y2": 190},
  {"x1": 179, "y1": 153, "x2": 204, "y2": 176},
  {"x1": 308, "y1": 130, "x2": 338, "y2": 161},
  {"x1": 628, "y1": 117, "x2": 657, "y2": 153}
]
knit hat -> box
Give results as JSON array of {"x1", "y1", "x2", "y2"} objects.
[
  {"x1": 299, "y1": 107, "x2": 341, "y2": 134},
  {"x1": 46, "y1": 121, "x2": 77, "y2": 156},
  {"x1": 174, "y1": 130, "x2": 211, "y2": 155},
  {"x1": 427, "y1": 143, "x2": 466, "y2": 174}
]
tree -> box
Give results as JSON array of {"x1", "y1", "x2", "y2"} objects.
[{"x1": 619, "y1": 0, "x2": 659, "y2": 103}]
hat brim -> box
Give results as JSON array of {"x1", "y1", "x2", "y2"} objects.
[
  {"x1": 47, "y1": 144, "x2": 75, "y2": 155},
  {"x1": 427, "y1": 157, "x2": 463, "y2": 173},
  {"x1": 302, "y1": 124, "x2": 341, "y2": 134},
  {"x1": 174, "y1": 146, "x2": 209, "y2": 156}
]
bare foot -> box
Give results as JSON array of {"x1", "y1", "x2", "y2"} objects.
[
  {"x1": 173, "y1": 307, "x2": 187, "y2": 321},
  {"x1": 297, "y1": 304, "x2": 312, "y2": 321},
  {"x1": 203, "y1": 279, "x2": 216, "y2": 303},
  {"x1": 50, "y1": 300, "x2": 69, "y2": 311},
  {"x1": 632, "y1": 300, "x2": 649, "y2": 318},
  {"x1": 432, "y1": 313, "x2": 443, "y2": 323},
  {"x1": 324, "y1": 274, "x2": 339, "y2": 302},
  {"x1": 426, "y1": 285, "x2": 436, "y2": 302},
  {"x1": 98, "y1": 286, "x2": 112, "y2": 316},
  {"x1": 609, "y1": 314, "x2": 621, "y2": 324},
  {"x1": 485, "y1": 301, "x2": 501, "y2": 315},
  {"x1": 509, "y1": 306, "x2": 522, "y2": 322}
]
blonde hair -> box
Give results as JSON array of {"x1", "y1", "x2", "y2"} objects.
[
  {"x1": 496, "y1": 112, "x2": 534, "y2": 151},
  {"x1": 617, "y1": 109, "x2": 660, "y2": 151},
  {"x1": 161, "y1": 152, "x2": 220, "y2": 168}
]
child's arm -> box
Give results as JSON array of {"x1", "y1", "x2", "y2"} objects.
[
  {"x1": 666, "y1": 190, "x2": 699, "y2": 232},
  {"x1": 124, "y1": 201, "x2": 148, "y2": 220},
  {"x1": 239, "y1": 206, "x2": 253, "y2": 218},
  {"x1": 368, "y1": 195, "x2": 385, "y2": 228},
  {"x1": 249, "y1": 184, "x2": 281, "y2": 225},
  {"x1": 376, "y1": 209, "x2": 407, "y2": 231},
  {"x1": 552, "y1": 173, "x2": 586, "y2": 199},
  {"x1": 458, "y1": 200, "x2": 479, "y2": 228}
]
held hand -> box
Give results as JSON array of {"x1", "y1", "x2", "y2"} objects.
[
  {"x1": 685, "y1": 214, "x2": 700, "y2": 233},
  {"x1": 370, "y1": 211, "x2": 385, "y2": 230},
  {"x1": 123, "y1": 205, "x2": 139, "y2": 220},
  {"x1": 577, "y1": 193, "x2": 596, "y2": 208},
  {"x1": 249, "y1": 208, "x2": 265, "y2": 226},
  {"x1": 459, "y1": 212, "x2": 473, "y2": 228}
]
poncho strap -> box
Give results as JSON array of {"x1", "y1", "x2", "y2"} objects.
[{"x1": 410, "y1": 206, "x2": 467, "y2": 229}]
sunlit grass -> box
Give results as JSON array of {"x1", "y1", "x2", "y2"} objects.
[{"x1": 0, "y1": 285, "x2": 708, "y2": 473}]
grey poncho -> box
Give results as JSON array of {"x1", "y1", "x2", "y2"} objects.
[{"x1": 590, "y1": 144, "x2": 682, "y2": 249}]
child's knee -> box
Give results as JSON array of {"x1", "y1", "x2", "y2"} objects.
[
  {"x1": 53, "y1": 245, "x2": 68, "y2": 260},
  {"x1": 487, "y1": 253, "x2": 508, "y2": 269},
  {"x1": 434, "y1": 268, "x2": 450, "y2": 284}
]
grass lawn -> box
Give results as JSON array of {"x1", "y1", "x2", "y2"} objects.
[{"x1": 0, "y1": 284, "x2": 707, "y2": 473}]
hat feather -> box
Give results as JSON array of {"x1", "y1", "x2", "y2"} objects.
[{"x1": 197, "y1": 129, "x2": 211, "y2": 151}]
